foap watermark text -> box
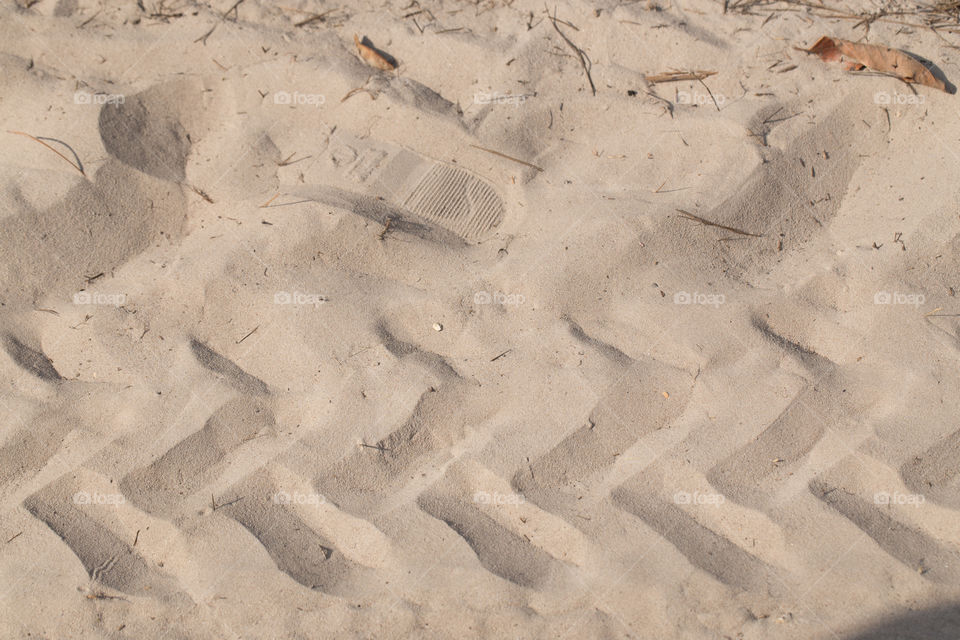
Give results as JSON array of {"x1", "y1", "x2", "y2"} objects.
[
  {"x1": 474, "y1": 91, "x2": 527, "y2": 107},
  {"x1": 274, "y1": 291, "x2": 327, "y2": 306},
  {"x1": 875, "y1": 491, "x2": 925, "y2": 507},
  {"x1": 274, "y1": 91, "x2": 326, "y2": 107},
  {"x1": 74, "y1": 291, "x2": 126, "y2": 306},
  {"x1": 475, "y1": 291, "x2": 525, "y2": 306},
  {"x1": 473, "y1": 491, "x2": 524, "y2": 505},
  {"x1": 874, "y1": 291, "x2": 924, "y2": 307},
  {"x1": 273, "y1": 491, "x2": 325, "y2": 506},
  {"x1": 75, "y1": 91, "x2": 125, "y2": 105},
  {"x1": 74, "y1": 491, "x2": 125, "y2": 505},
  {"x1": 674, "y1": 291, "x2": 725, "y2": 307},
  {"x1": 674, "y1": 490, "x2": 725, "y2": 505}
]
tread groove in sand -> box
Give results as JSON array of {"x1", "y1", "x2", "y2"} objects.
[
  {"x1": 611, "y1": 485, "x2": 780, "y2": 592},
  {"x1": 23, "y1": 480, "x2": 187, "y2": 602},
  {"x1": 189, "y1": 338, "x2": 270, "y2": 396},
  {"x1": 3, "y1": 335, "x2": 63, "y2": 382},
  {"x1": 218, "y1": 472, "x2": 358, "y2": 593},
  {"x1": 119, "y1": 397, "x2": 274, "y2": 516},
  {"x1": 900, "y1": 428, "x2": 960, "y2": 509},
  {"x1": 810, "y1": 479, "x2": 960, "y2": 582},
  {"x1": 417, "y1": 492, "x2": 564, "y2": 589},
  {"x1": 5, "y1": 18, "x2": 960, "y2": 638}
]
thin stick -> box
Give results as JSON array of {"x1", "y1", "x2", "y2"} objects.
[
  {"x1": 645, "y1": 91, "x2": 675, "y2": 118},
  {"x1": 548, "y1": 9, "x2": 596, "y2": 96},
  {"x1": 217, "y1": 496, "x2": 243, "y2": 509},
  {"x1": 195, "y1": 24, "x2": 217, "y2": 44},
  {"x1": 259, "y1": 193, "x2": 280, "y2": 208},
  {"x1": 8, "y1": 131, "x2": 85, "y2": 176},
  {"x1": 470, "y1": 144, "x2": 544, "y2": 172},
  {"x1": 341, "y1": 87, "x2": 376, "y2": 102},
  {"x1": 237, "y1": 325, "x2": 259, "y2": 344},
  {"x1": 695, "y1": 73, "x2": 721, "y2": 111},
  {"x1": 222, "y1": 0, "x2": 244, "y2": 20},
  {"x1": 78, "y1": 10, "x2": 101, "y2": 28},
  {"x1": 676, "y1": 209, "x2": 763, "y2": 237},
  {"x1": 645, "y1": 70, "x2": 717, "y2": 84},
  {"x1": 295, "y1": 9, "x2": 334, "y2": 27}
]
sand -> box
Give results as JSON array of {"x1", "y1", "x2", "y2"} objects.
[{"x1": 1, "y1": 0, "x2": 959, "y2": 638}]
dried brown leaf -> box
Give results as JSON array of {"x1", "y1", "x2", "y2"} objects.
[
  {"x1": 804, "y1": 36, "x2": 946, "y2": 91},
  {"x1": 354, "y1": 34, "x2": 395, "y2": 71}
]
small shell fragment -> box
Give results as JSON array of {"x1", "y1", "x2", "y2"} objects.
[
  {"x1": 354, "y1": 34, "x2": 395, "y2": 71},
  {"x1": 433, "y1": 323, "x2": 443, "y2": 332}
]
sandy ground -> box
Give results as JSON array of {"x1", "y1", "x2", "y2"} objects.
[{"x1": 1, "y1": 0, "x2": 959, "y2": 638}]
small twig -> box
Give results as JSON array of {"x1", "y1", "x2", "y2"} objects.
[
  {"x1": 645, "y1": 90, "x2": 675, "y2": 118},
  {"x1": 237, "y1": 325, "x2": 259, "y2": 344},
  {"x1": 86, "y1": 592, "x2": 128, "y2": 601},
  {"x1": 260, "y1": 193, "x2": 280, "y2": 208},
  {"x1": 8, "y1": 131, "x2": 85, "y2": 176},
  {"x1": 548, "y1": 9, "x2": 596, "y2": 96},
  {"x1": 190, "y1": 185, "x2": 214, "y2": 203},
  {"x1": 194, "y1": 24, "x2": 217, "y2": 45},
  {"x1": 676, "y1": 209, "x2": 763, "y2": 237},
  {"x1": 695, "y1": 73, "x2": 721, "y2": 111},
  {"x1": 469, "y1": 144, "x2": 543, "y2": 172},
  {"x1": 212, "y1": 494, "x2": 243, "y2": 511},
  {"x1": 341, "y1": 87, "x2": 377, "y2": 103},
  {"x1": 222, "y1": 0, "x2": 244, "y2": 20},
  {"x1": 78, "y1": 10, "x2": 101, "y2": 28},
  {"x1": 277, "y1": 153, "x2": 311, "y2": 167},
  {"x1": 491, "y1": 349, "x2": 512, "y2": 361},
  {"x1": 645, "y1": 70, "x2": 717, "y2": 84},
  {"x1": 295, "y1": 9, "x2": 334, "y2": 27},
  {"x1": 379, "y1": 218, "x2": 393, "y2": 240},
  {"x1": 6, "y1": 532, "x2": 22, "y2": 543}
]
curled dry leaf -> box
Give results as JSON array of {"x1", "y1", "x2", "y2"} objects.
[
  {"x1": 354, "y1": 34, "x2": 395, "y2": 71},
  {"x1": 803, "y1": 36, "x2": 945, "y2": 92}
]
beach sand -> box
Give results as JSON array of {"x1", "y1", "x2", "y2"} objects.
[{"x1": 1, "y1": 0, "x2": 959, "y2": 637}]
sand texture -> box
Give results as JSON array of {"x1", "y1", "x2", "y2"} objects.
[{"x1": 2, "y1": 0, "x2": 960, "y2": 638}]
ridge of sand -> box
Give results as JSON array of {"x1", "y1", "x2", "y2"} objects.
[{"x1": 2, "y1": 1, "x2": 959, "y2": 638}]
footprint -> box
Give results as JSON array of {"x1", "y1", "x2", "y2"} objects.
[{"x1": 285, "y1": 129, "x2": 505, "y2": 244}]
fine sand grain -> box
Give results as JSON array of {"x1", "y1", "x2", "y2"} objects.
[{"x1": 2, "y1": 0, "x2": 959, "y2": 638}]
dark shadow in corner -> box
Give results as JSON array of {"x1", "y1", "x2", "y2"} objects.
[{"x1": 844, "y1": 603, "x2": 960, "y2": 639}]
